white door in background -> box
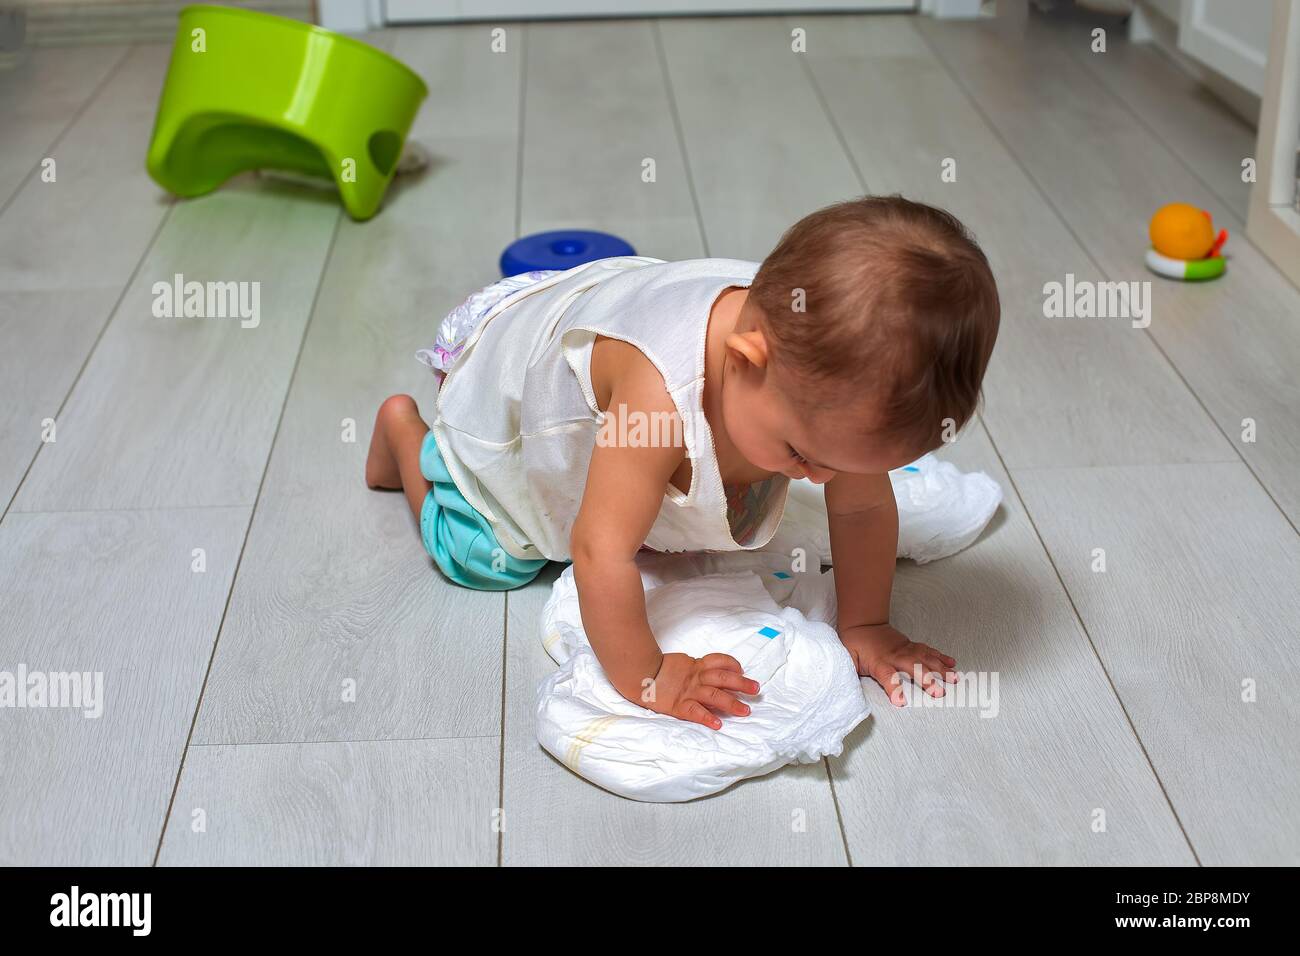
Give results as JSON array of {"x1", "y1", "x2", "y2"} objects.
[{"x1": 385, "y1": 1, "x2": 912, "y2": 23}]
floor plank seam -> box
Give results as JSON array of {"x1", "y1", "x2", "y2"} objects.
[
  {"x1": 187, "y1": 733, "x2": 503, "y2": 748},
  {"x1": 497, "y1": 592, "x2": 509, "y2": 868},
  {"x1": 792, "y1": 16, "x2": 873, "y2": 198},
  {"x1": 821, "y1": 756, "x2": 854, "y2": 867},
  {"x1": 0, "y1": 44, "x2": 131, "y2": 218},
  {"x1": 1, "y1": 169, "x2": 176, "y2": 526},
  {"x1": 513, "y1": 23, "x2": 528, "y2": 239},
  {"x1": 910, "y1": 17, "x2": 1299, "y2": 541},
  {"x1": 7, "y1": 502, "x2": 257, "y2": 517},
  {"x1": 974, "y1": 414, "x2": 1204, "y2": 865},
  {"x1": 1006, "y1": 456, "x2": 1246, "y2": 474},
  {"x1": 1057, "y1": 25, "x2": 1251, "y2": 234},
  {"x1": 497, "y1": 24, "x2": 528, "y2": 869},
  {"x1": 150, "y1": 206, "x2": 345, "y2": 866},
  {"x1": 652, "y1": 18, "x2": 712, "y2": 257},
  {"x1": 151, "y1": 564, "x2": 248, "y2": 867}
]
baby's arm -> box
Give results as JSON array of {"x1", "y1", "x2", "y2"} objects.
[
  {"x1": 570, "y1": 360, "x2": 758, "y2": 729},
  {"x1": 825, "y1": 471, "x2": 958, "y2": 706}
]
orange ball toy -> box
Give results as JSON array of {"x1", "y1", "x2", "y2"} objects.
[{"x1": 1149, "y1": 203, "x2": 1217, "y2": 260}]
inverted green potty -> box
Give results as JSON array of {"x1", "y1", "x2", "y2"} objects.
[{"x1": 146, "y1": 5, "x2": 428, "y2": 221}]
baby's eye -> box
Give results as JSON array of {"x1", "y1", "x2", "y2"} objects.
[{"x1": 787, "y1": 445, "x2": 808, "y2": 464}]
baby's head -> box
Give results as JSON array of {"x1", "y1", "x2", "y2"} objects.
[{"x1": 723, "y1": 195, "x2": 1000, "y2": 483}]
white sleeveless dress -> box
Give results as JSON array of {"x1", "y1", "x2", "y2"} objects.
[{"x1": 428, "y1": 256, "x2": 790, "y2": 562}]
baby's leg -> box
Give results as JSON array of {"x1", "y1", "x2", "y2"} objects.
[{"x1": 366, "y1": 394, "x2": 433, "y2": 522}]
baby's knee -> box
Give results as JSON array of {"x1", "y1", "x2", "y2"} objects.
[{"x1": 378, "y1": 393, "x2": 419, "y2": 423}]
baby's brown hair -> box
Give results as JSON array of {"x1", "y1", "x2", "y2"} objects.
[{"x1": 749, "y1": 195, "x2": 1000, "y2": 454}]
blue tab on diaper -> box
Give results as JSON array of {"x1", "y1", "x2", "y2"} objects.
[
  {"x1": 757, "y1": 626, "x2": 781, "y2": 639},
  {"x1": 903, "y1": 465, "x2": 920, "y2": 472},
  {"x1": 772, "y1": 571, "x2": 791, "y2": 579}
]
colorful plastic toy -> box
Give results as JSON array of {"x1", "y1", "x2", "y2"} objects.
[
  {"x1": 1145, "y1": 202, "x2": 1228, "y2": 281},
  {"x1": 500, "y1": 230, "x2": 636, "y2": 277},
  {"x1": 146, "y1": 5, "x2": 428, "y2": 221}
]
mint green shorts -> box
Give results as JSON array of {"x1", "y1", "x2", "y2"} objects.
[{"x1": 419, "y1": 431, "x2": 547, "y2": 591}]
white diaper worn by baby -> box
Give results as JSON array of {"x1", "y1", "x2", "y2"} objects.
[{"x1": 534, "y1": 453, "x2": 1003, "y2": 803}]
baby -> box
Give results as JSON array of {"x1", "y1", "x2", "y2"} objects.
[{"x1": 367, "y1": 195, "x2": 1000, "y2": 728}]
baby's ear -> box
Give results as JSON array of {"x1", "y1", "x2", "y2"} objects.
[{"x1": 724, "y1": 329, "x2": 769, "y2": 369}]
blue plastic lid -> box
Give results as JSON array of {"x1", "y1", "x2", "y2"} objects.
[{"x1": 500, "y1": 229, "x2": 636, "y2": 277}]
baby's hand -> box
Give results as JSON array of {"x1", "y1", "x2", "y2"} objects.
[
  {"x1": 644, "y1": 653, "x2": 759, "y2": 730},
  {"x1": 839, "y1": 624, "x2": 958, "y2": 707}
]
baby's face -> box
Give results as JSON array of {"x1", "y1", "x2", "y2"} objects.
[{"x1": 722, "y1": 366, "x2": 924, "y2": 482}]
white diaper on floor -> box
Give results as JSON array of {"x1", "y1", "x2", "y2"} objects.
[
  {"x1": 765, "y1": 452, "x2": 1004, "y2": 566},
  {"x1": 534, "y1": 454, "x2": 1003, "y2": 802},
  {"x1": 538, "y1": 557, "x2": 864, "y2": 803}
]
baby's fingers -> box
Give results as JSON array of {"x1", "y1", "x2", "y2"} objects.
[
  {"x1": 919, "y1": 667, "x2": 948, "y2": 698},
  {"x1": 902, "y1": 658, "x2": 948, "y2": 698},
  {"x1": 869, "y1": 663, "x2": 909, "y2": 708},
  {"x1": 699, "y1": 653, "x2": 744, "y2": 674},
  {"x1": 925, "y1": 653, "x2": 959, "y2": 685},
  {"x1": 700, "y1": 667, "x2": 760, "y2": 697},
  {"x1": 678, "y1": 700, "x2": 723, "y2": 731},
  {"x1": 917, "y1": 643, "x2": 958, "y2": 676},
  {"x1": 695, "y1": 685, "x2": 750, "y2": 719}
]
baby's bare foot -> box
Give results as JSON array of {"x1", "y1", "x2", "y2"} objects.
[{"x1": 365, "y1": 394, "x2": 419, "y2": 489}]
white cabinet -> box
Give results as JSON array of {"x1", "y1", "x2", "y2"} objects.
[
  {"x1": 1246, "y1": 1, "x2": 1300, "y2": 288},
  {"x1": 1178, "y1": 0, "x2": 1273, "y2": 95}
]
